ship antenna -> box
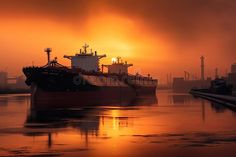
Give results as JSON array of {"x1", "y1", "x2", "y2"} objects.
[
  {"x1": 117, "y1": 56, "x2": 121, "y2": 63},
  {"x1": 82, "y1": 43, "x2": 89, "y2": 54},
  {"x1": 44, "y1": 48, "x2": 52, "y2": 64}
]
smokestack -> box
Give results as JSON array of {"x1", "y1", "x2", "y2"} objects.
[{"x1": 200, "y1": 56, "x2": 205, "y2": 81}]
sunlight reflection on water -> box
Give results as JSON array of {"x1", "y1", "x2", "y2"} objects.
[{"x1": 0, "y1": 91, "x2": 236, "y2": 157}]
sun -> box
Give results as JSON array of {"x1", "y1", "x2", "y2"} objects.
[{"x1": 111, "y1": 57, "x2": 117, "y2": 63}]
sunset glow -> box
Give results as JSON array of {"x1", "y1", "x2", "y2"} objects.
[
  {"x1": 0, "y1": 1, "x2": 236, "y2": 157},
  {"x1": 0, "y1": 0, "x2": 236, "y2": 83}
]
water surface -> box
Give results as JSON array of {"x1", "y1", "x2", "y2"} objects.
[{"x1": 0, "y1": 91, "x2": 236, "y2": 157}]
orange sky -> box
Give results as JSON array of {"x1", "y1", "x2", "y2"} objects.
[{"x1": 0, "y1": 0, "x2": 236, "y2": 83}]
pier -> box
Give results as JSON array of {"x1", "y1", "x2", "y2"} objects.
[{"x1": 190, "y1": 90, "x2": 236, "y2": 110}]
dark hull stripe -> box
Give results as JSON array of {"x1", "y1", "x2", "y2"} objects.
[{"x1": 31, "y1": 86, "x2": 158, "y2": 110}]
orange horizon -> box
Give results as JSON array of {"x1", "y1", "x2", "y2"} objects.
[{"x1": 0, "y1": 1, "x2": 235, "y2": 84}]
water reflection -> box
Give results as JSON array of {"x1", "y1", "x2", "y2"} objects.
[
  {"x1": 166, "y1": 92, "x2": 199, "y2": 105},
  {"x1": 25, "y1": 95, "x2": 158, "y2": 135},
  {"x1": 171, "y1": 94, "x2": 192, "y2": 104},
  {"x1": 0, "y1": 94, "x2": 29, "y2": 106},
  {"x1": 201, "y1": 100, "x2": 206, "y2": 122},
  {"x1": 192, "y1": 94, "x2": 236, "y2": 113},
  {"x1": 0, "y1": 92, "x2": 236, "y2": 157}
]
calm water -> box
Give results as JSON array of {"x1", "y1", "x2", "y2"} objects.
[{"x1": 0, "y1": 91, "x2": 236, "y2": 157}]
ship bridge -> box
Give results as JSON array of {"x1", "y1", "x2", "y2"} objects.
[
  {"x1": 64, "y1": 44, "x2": 106, "y2": 72},
  {"x1": 102, "y1": 57, "x2": 133, "y2": 74}
]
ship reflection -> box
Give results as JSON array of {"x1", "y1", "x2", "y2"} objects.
[
  {"x1": 24, "y1": 96, "x2": 157, "y2": 148},
  {"x1": 0, "y1": 94, "x2": 29, "y2": 106}
]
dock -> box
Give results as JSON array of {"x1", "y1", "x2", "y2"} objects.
[{"x1": 190, "y1": 90, "x2": 236, "y2": 110}]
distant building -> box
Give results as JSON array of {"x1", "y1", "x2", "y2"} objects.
[
  {"x1": 16, "y1": 75, "x2": 28, "y2": 89},
  {"x1": 231, "y1": 63, "x2": 236, "y2": 73},
  {"x1": 0, "y1": 71, "x2": 7, "y2": 88},
  {"x1": 172, "y1": 56, "x2": 211, "y2": 92},
  {"x1": 172, "y1": 77, "x2": 211, "y2": 92},
  {"x1": 0, "y1": 72, "x2": 28, "y2": 91},
  {"x1": 228, "y1": 63, "x2": 236, "y2": 96}
]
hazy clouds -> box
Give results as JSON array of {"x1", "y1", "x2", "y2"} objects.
[
  {"x1": 1, "y1": 0, "x2": 236, "y2": 79},
  {"x1": 1, "y1": 0, "x2": 236, "y2": 52}
]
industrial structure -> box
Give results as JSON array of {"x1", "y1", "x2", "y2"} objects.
[
  {"x1": 172, "y1": 56, "x2": 211, "y2": 92},
  {"x1": 190, "y1": 62, "x2": 236, "y2": 100},
  {"x1": 0, "y1": 71, "x2": 7, "y2": 88},
  {"x1": 0, "y1": 71, "x2": 29, "y2": 93},
  {"x1": 200, "y1": 56, "x2": 205, "y2": 80},
  {"x1": 228, "y1": 63, "x2": 236, "y2": 96}
]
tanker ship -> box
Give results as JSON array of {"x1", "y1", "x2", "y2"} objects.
[{"x1": 23, "y1": 44, "x2": 157, "y2": 110}]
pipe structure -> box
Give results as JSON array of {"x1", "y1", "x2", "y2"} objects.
[{"x1": 200, "y1": 56, "x2": 205, "y2": 81}]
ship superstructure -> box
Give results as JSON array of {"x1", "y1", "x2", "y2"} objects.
[
  {"x1": 102, "y1": 57, "x2": 133, "y2": 74},
  {"x1": 23, "y1": 44, "x2": 157, "y2": 110},
  {"x1": 64, "y1": 44, "x2": 106, "y2": 72}
]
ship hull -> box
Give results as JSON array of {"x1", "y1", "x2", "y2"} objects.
[
  {"x1": 23, "y1": 67, "x2": 157, "y2": 110},
  {"x1": 31, "y1": 84, "x2": 139, "y2": 110}
]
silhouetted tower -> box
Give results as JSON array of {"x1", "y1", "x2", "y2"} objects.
[
  {"x1": 200, "y1": 56, "x2": 205, "y2": 81},
  {"x1": 44, "y1": 48, "x2": 52, "y2": 64}
]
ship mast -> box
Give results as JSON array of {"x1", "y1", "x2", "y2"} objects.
[
  {"x1": 44, "y1": 48, "x2": 52, "y2": 65},
  {"x1": 117, "y1": 57, "x2": 121, "y2": 63},
  {"x1": 82, "y1": 43, "x2": 89, "y2": 54}
]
